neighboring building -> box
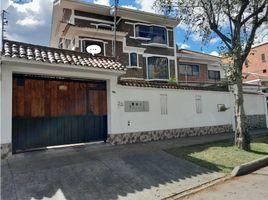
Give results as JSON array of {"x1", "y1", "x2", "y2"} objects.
[
  {"x1": 177, "y1": 49, "x2": 225, "y2": 85},
  {"x1": 243, "y1": 42, "x2": 268, "y2": 87},
  {"x1": 50, "y1": 0, "x2": 179, "y2": 81}
]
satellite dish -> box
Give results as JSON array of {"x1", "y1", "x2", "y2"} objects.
[{"x1": 86, "y1": 45, "x2": 101, "y2": 56}]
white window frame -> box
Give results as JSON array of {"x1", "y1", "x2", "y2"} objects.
[
  {"x1": 130, "y1": 23, "x2": 168, "y2": 45},
  {"x1": 127, "y1": 52, "x2": 141, "y2": 69},
  {"x1": 79, "y1": 38, "x2": 107, "y2": 56},
  {"x1": 146, "y1": 56, "x2": 170, "y2": 81}
]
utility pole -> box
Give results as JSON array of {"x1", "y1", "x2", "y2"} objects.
[
  {"x1": 1, "y1": 10, "x2": 8, "y2": 48},
  {"x1": 112, "y1": 0, "x2": 119, "y2": 58}
]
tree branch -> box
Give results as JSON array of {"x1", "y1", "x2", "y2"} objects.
[{"x1": 241, "y1": 0, "x2": 267, "y2": 25}]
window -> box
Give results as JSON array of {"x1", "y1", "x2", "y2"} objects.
[
  {"x1": 208, "y1": 70, "x2": 221, "y2": 80},
  {"x1": 160, "y1": 94, "x2": 168, "y2": 115},
  {"x1": 195, "y1": 95, "x2": 202, "y2": 114},
  {"x1": 263, "y1": 69, "x2": 267, "y2": 73},
  {"x1": 148, "y1": 57, "x2": 169, "y2": 79},
  {"x1": 261, "y1": 53, "x2": 266, "y2": 62},
  {"x1": 81, "y1": 40, "x2": 104, "y2": 56},
  {"x1": 129, "y1": 53, "x2": 138, "y2": 67},
  {"x1": 135, "y1": 25, "x2": 167, "y2": 44},
  {"x1": 179, "y1": 64, "x2": 199, "y2": 76}
]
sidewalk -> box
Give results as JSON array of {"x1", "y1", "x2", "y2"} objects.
[{"x1": 179, "y1": 166, "x2": 268, "y2": 200}]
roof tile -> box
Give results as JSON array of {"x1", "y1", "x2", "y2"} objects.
[{"x1": 2, "y1": 40, "x2": 126, "y2": 72}]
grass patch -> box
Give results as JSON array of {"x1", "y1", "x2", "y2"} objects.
[{"x1": 165, "y1": 135, "x2": 268, "y2": 174}]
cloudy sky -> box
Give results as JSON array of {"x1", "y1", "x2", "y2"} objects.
[{"x1": 1, "y1": 0, "x2": 268, "y2": 56}]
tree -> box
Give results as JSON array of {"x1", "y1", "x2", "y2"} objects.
[{"x1": 155, "y1": 0, "x2": 268, "y2": 150}]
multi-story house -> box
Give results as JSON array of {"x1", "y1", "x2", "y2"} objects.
[
  {"x1": 50, "y1": 0, "x2": 227, "y2": 86},
  {"x1": 242, "y1": 42, "x2": 268, "y2": 87},
  {"x1": 177, "y1": 49, "x2": 225, "y2": 85},
  {"x1": 50, "y1": 0, "x2": 179, "y2": 82}
]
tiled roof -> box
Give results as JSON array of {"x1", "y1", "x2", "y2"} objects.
[
  {"x1": 2, "y1": 40, "x2": 126, "y2": 71},
  {"x1": 119, "y1": 79, "x2": 229, "y2": 91}
]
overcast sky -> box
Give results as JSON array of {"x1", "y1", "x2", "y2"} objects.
[{"x1": 1, "y1": 0, "x2": 268, "y2": 55}]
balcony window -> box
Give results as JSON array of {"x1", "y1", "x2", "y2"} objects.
[
  {"x1": 148, "y1": 57, "x2": 169, "y2": 79},
  {"x1": 135, "y1": 25, "x2": 167, "y2": 44},
  {"x1": 179, "y1": 64, "x2": 199, "y2": 76},
  {"x1": 208, "y1": 70, "x2": 221, "y2": 80}
]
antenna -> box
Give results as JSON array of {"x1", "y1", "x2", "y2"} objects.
[
  {"x1": 2, "y1": 10, "x2": 8, "y2": 48},
  {"x1": 112, "y1": 0, "x2": 119, "y2": 58}
]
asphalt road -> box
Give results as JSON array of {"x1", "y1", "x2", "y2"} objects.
[{"x1": 181, "y1": 166, "x2": 268, "y2": 200}]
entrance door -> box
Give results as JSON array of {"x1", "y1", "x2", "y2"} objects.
[{"x1": 12, "y1": 75, "x2": 107, "y2": 153}]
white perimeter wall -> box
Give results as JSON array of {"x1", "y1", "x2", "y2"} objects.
[
  {"x1": 109, "y1": 85, "x2": 267, "y2": 134},
  {"x1": 1, "y1": 61, "x2": 267, "y2": 144}
]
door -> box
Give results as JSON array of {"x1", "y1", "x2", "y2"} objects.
[{"x1": 12, "y1": 75, "x2": 107, "y2": 153}]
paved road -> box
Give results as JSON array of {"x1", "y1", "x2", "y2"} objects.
[
  {"x1": 180, "y1": 166, "x2": 268, "y2": 200},
  {"x1": 1, "y1": 130, "x2": 267, "y2": 200}
]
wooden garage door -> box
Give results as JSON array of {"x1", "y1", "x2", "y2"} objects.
[{"x1": 12, "y1": 75, "x2": 107, "y2": 153}]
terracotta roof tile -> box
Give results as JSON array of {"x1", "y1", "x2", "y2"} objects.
[
  {"x1": 2, "y1": 40, "x2": 126, "y2": 72},
  {"x1": 119, "y1": 79, "x2": 229, "y2": 91}
]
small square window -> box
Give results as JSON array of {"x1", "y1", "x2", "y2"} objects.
[
  {"x1": 261, "y1": 53, "x2": 266, "y2": 62},
  {"x1": 263, "y1": 69, "x2": 267, "y2": 73},
  {"x1": 130, "y1": 53, "x2": 138, "y2": 67}
]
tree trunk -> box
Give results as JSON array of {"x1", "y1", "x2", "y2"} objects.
[{"x1": 233, "y1": 77, "x2": 251, "y2": 150}]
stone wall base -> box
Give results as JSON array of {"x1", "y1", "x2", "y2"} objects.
[
  {"x1": 246, "y1": 115, "x2": 267, "y2": 130},
  {"x1": 107, "y1": 124, "x2": 233, "y2": 145},
  {"x1": 1, "y1": 143, "x2": 11, "y2": 159}
]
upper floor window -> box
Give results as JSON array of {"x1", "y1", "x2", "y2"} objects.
[
  {"x1": 129, "y1": 53, "x2": 138, "y2": 67},
  {"x1": 179, "y1": 64, "x2": 199, "y2": 76},
  {"x1": 135, "y1": 25, "x2": 167, "y2": 44},
  {"x1": 261, "y1": 53, "x2": 266, "y2": 62},
  {"x1": 148, "y1": 57, "x2": 169, "y2": 79},
  {"x1": 208, "y1": 70, "x2": 221, "y2": 80},
  {"x1": 81, "y1": 40, "x2": 104, "y2": 56}
]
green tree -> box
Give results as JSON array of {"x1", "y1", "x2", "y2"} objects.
[{"x1": 155, "y1": 0, "x2": 268, "y2": 150}]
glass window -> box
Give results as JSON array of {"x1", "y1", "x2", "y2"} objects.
[
  {"x1": 130, "y1": 53, "x2": 138, "y2": 66},
  {"x1": 148, "y1": 57, "x2": 169, "y2": 79},
  {"x1": 135, "y1": 25, "x2": 167, "y2": 44},
  {"x1": 179, "y1": 64, "x2": 199, "y2": 76},
  {"x1": 136, "y1": 25, "x2": 150, "y2": 38},
  {"x1": 208, "y1": 70, "x2": 221, "y2": 80}
]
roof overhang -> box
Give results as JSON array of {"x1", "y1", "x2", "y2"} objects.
[
  {"x1": 50, "y1": 0, "x2": 180, "y2": 46},
  {"x1": 2, "y1": 57, "x2": 126, "y2": 76},
  {"x1": 177, "y1": 53, "x2": 220, "y2": 65}
]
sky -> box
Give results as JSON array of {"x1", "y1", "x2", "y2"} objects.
[{"x1": 1, "y1": 0, "x2": 267, "y2": 56}]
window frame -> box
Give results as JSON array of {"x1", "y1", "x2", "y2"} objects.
[
  {"x1": 80, "y1": 38, "x2": 106, "y2": 56},
  {"x1": 208, "y1": 70, "x2": 221, "y2": 81},
  {"x1": 146, "y1": 56, "x2": 170, "y2": 80},
  {"x1": 128, "y1": 52, "x2": 139, "y2": 68},
  {"x1": 179, "y1": 64, "x2": 200, "y2": 76},
  {"x1": 135, "y1": 24, "x2": 168, "y2": 45}
]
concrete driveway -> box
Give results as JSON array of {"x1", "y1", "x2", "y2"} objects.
[{"x1": 1, "y1": 134, "x2": 231, "y2": 200}]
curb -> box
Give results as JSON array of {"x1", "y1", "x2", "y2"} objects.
[
  {"x1": 163, "y1": 175, "x2": 231, "y2": 200},
  {"x1": 231, "y1": 155, "x2": 268, "y2": 176}
]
